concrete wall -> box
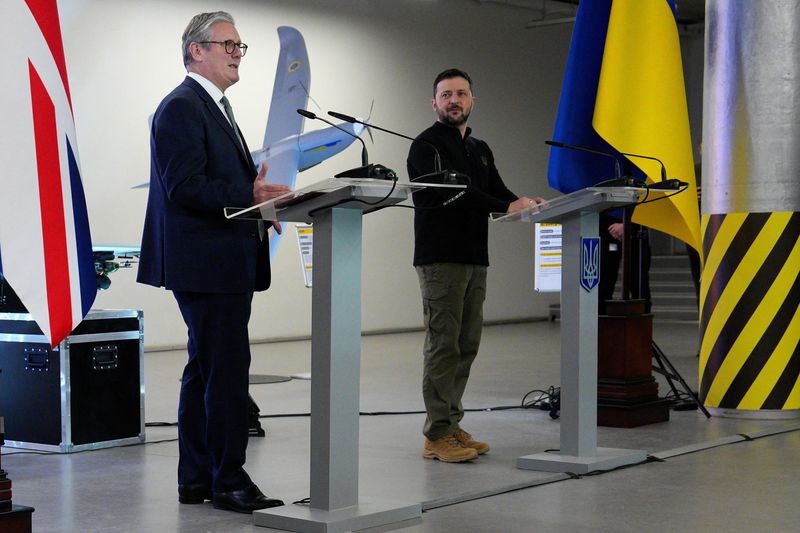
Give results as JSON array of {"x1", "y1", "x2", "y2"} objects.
[{"x1": 59, "y1": 0, "x2": 581, "y2": 348}]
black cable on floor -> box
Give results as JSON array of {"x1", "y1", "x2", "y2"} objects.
[{"x1": 142, "y1": 386, "x2": 564, "y2": 427}]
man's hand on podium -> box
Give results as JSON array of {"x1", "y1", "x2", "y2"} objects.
[
  {"x1": 507, "y1": 196, "x2": 546, "y2": 213},
  {"x1": 253, "y1": 163, "x2": 291, "y2": 205},
  {"x1": 253, "y1": 163, "x2": 290, "y2": 234}
]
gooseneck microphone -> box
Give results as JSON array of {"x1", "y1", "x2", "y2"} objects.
[
  {"x1": 546, "y1": 140, "x2": 686, "y2": 190},
  {"x1": 328, "y1": 110, "x2": 442, "y2": 173},
  {"x1": 297, "y1": 108, "x2": 368, "y2": 167},
  {"x1": 297, "y1": 109, "x2": 397, "y2": 180},
  {"x1": 545, "y1": 140, "x2": 622, "y2": 181}
]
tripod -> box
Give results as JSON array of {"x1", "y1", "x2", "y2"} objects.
[
  {"x1": 652, "y1": 341, "x2": 711, "y2": 417},
  {"x1": 247, "y1": 395, "x2": 266, "y2": 437}
]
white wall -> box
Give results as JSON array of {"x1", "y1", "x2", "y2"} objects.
[{"x1": 58, "y1": 0, "x2": 571, "y2": 349}]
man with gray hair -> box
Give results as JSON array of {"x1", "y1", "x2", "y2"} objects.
[{"x1": 138, "y1": 11, "x2": 288, "y2": 513}]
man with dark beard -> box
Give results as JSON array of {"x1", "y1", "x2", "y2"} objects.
[{"x1": 407, "y1": 68, "x2": 543, "y2": 462}]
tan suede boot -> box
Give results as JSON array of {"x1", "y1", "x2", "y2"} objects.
[
  {"x1": 423, "y1": 434, "x2": 479, "y2": 462},
  {"x1": 453, "y1": 428, "x2": 490, "y2": 455}
]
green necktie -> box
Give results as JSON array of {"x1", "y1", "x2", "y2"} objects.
[
  {"x1": 221, "y1": 95, "x2": 265, "y2": 239},
  {"x1": 220, "y1": 95, "x2": 244, "y2": 151}
]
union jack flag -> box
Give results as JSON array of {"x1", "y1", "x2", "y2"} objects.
[{"x1": 0, "y1": 0, "x2": 95, "y2": 346}]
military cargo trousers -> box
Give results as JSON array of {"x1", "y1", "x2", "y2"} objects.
[{"x1": 416, "y1": 263, "x2": 487, "y2": 440}]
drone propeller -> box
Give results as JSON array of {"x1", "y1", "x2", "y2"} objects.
[{"x1": 364, "y1": 100, "x2": 375, "y2": 143}]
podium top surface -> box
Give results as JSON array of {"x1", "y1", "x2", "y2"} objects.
[
  {"x1": 224, "y1": 177, "x2": 464, "y2": 224},
  {"x1": 491, "y1": 186, "x2": 647, "y2": 224}
]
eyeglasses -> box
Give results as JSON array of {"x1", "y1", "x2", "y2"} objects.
[{"x1": 197, "y1": 40, "x2": 248, "y2": 57}]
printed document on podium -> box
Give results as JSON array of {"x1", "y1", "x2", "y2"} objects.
[{"x1": 534, "y1": 223, "x2": 562, "y2": 292}]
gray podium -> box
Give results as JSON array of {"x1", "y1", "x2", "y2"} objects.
[
  {"x1": 226, "y1": 178, "x2": 461, "y2": 533},
  {"x1": 493, "y1": 186, "x2": 648, "y2": 474}
]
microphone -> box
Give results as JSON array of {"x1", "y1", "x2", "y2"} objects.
[
  {"x1": 297, "y1": 108, "x2": 368, "y2": 167},
  {"x1": 328, "y1": 110, "x2": 442, "y2": 173},
  {"x1": 547, "y1": 140, "x2": 686, "y2": 190},
  {"x1": 545, "y1": 140, "x2": 622, "y2": 181},
  {"x1": 613, "y1": 149, "x2": 686, "y2": 190}
]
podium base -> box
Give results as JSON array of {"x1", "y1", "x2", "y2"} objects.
[
  {"x1": 516, "y1": 447, "x2": 647, "y2": 474},
  {"x1": 253, "y1": 499, "x2": 421, "y2": 533}
]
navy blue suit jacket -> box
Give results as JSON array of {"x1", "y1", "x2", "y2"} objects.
[{"x1": 137, "y1": 77, "x2": 269, "y2": 293}]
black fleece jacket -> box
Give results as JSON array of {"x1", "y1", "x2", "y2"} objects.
[{"x1": 408, "y1": 121, "x2": 518, "y2": 266}]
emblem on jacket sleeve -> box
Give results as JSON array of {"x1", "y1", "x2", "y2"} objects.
[{"x1": 580, "y1": 237, "x2": 600, "y2": 292}]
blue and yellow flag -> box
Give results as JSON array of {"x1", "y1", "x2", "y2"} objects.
[
  {"x1": 547, "y1": 0, "x2": 618, "y2": 192},
  {"x1": 548, "y1": 0, "x2": 700, "y2": 254}
]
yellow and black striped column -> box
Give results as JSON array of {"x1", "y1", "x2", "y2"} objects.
[
  {"x1": 699, "y1": 212, "x2": 800, "y2": 411},
  {"x1": 702, "y1": 1, "x2": 800, "y2": 415}
]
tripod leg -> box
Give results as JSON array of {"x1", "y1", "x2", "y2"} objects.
[
  {"x1": 248, "y1": 394, "x2": 266, "y2": 437},
  {"x1": 652, "y1": 342, "x2": 681, "y2": 398},
  {"x1": 652, "y1": 341, "x2": 711, "y2": 418}
]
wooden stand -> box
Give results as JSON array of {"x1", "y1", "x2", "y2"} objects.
[
  {"x1": 0, "y1": 505, "x2": 34, "y2": 533},
  {"x1": 1, "y1": 417, "x2": 34, "y2": 533},
  {"x1": 598, "y1": 299, "x2": 669, "y2": 427}
]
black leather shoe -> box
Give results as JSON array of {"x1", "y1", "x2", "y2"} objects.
[
  {"x1": 178, "y1": 483, "x2": 212, "y2": 504},
  {"x1": 212, "y1": 484, "x2": 284, "y2": 514}
]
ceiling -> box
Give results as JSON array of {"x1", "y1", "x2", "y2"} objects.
[{"x1": 473, "y1": 0, "x2": 706, "y2": 26}]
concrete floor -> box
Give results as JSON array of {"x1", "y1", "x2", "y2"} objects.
[{"x1": 3, "y1": 320, "x2": 799, "y2": 532}]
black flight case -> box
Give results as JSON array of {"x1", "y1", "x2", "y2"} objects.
[{"x1": 0, "y1": 309, "x2": 145, "y2": 452}]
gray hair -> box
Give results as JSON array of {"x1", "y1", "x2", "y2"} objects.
[{"x1": 182, "y1": 11, "x2": 235, "y2": 66}]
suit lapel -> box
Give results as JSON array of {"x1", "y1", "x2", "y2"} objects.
[{"x1": 182, "y1": 77, "x2": 256, "y2": 175}]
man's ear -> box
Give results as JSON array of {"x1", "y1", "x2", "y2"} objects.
[
  {"x1": 189, "y1": 42, "x2": 204, "y2": 62},
  {"x1": 431, "y1": 98, "x2": 437, "y2": 112}
]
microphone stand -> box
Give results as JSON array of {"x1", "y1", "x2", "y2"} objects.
[
  {"x1": 621, "y1": 183, "x2": 635, "y2": 303},
  {"x1": 297, "y1": 109, "x2": 395, "y2": 180},
  {"x1": 328, "y1": 110, "x2": 443, "y2": 174}
]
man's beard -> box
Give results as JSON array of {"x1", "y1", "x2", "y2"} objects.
[{"x1": 437, "y1": 104, "x2": 471, "y2": 127}]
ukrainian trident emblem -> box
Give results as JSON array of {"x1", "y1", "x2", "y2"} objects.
[{"x1": 580, "y1": 237, "x2": 600, "y2": 292}]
